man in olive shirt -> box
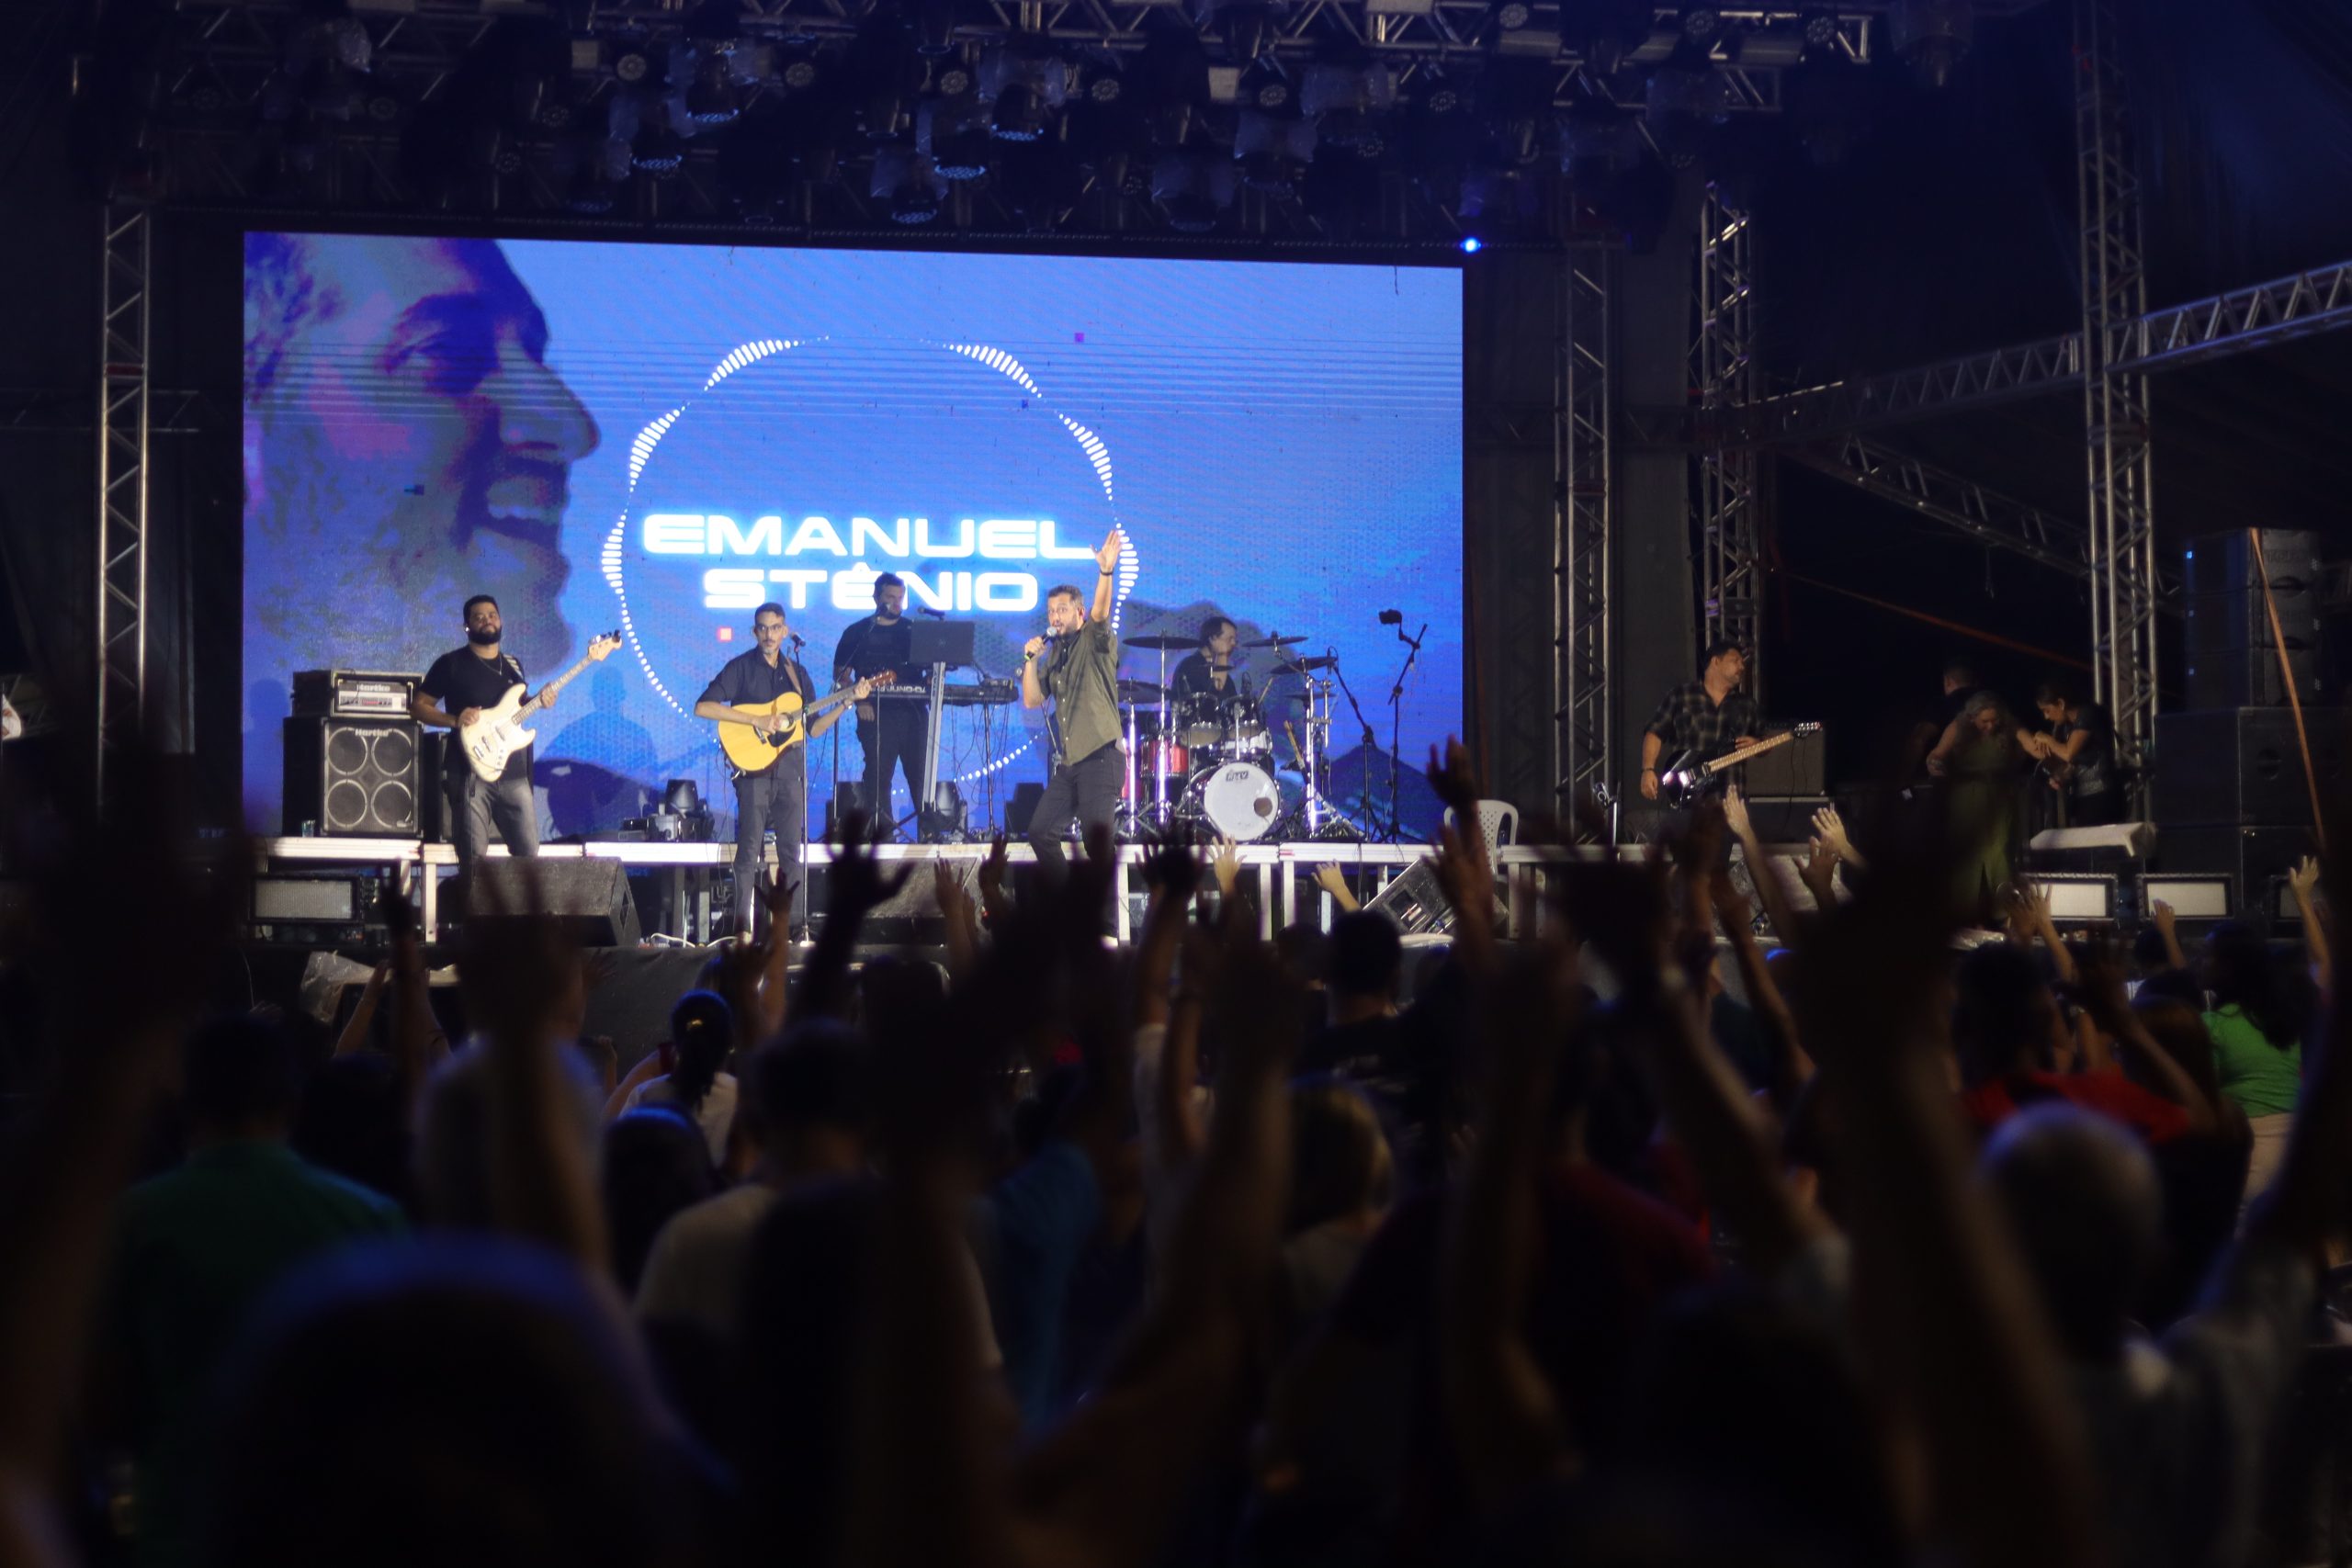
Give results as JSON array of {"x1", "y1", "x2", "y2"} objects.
[{"x1": 1021, "y1": 528, "x2": 1124, "y2": 880}]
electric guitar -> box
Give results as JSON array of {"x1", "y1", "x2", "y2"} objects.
[
  {"x1": 716, "y1": 671, "x2": 893, "y2": 774},
  {"x1": 1658, "y1": 723, "x2": 1821, "y2": 807},
  {"x1": 456, "y1": 630, "x2": 623, "y2": 784}
]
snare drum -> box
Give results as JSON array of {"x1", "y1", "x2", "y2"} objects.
[{"x1": 1175, "y1": 693, "x2": 1225, "y2": 749}]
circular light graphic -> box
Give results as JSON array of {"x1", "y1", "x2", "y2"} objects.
[{"x1": 603, "y1": 337, "x2": 1138, "y2": 788}]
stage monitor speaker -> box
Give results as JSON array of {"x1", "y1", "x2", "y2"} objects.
[
  {"x1": 2153, "y1": 709, "x2": 2343, "y2": 827},
  {"x1": 463, "y1": 858, "x2": 641, "y2": 946},
  {"x1": 1741, "y1": 728, "x2": 1826, "y2": 796},
  {"x1": 2157, "y1": 825, "x2": 2316, "y2": 922},
  {"x1": 283, "y1": 716, "x2": 421, "y2": 838}
]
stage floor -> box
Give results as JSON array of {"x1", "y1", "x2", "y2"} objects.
[{"x1": 252, "y1": 835, "x2": 1561, "y2": 943}]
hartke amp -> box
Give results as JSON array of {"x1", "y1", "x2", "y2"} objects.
[
  {"x1": 283, "y1": 717, "x2": 421, "y2": 838},
  {"x1": 291, "y1": 669, "x2": 423, "y2": 719}
]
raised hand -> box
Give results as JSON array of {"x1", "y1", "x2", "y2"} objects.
[
  {"x1": 1811, "y1": 803, "x2": 1864, "y2": 868},
  {"x1": 1425, "y1": 734, "x2": 1481, "y2": 821},
  {"x1": 1095, "y1": 526, "x2": 1124, "y2": 574},
  {"x1": 1721, "y1": 784, "x2": 1753, "y2": 840},
  {"x1": 1211, "y1": 836, "x2": 1241, "y2": 900},
  {"x1": 1140, "y1": 822, "x2": 1204, "y2": 905},
  {"x1": 827, "y1": 812, "x2": 917, "y2": 926},
  {"x1": 2290, "y1": 855, "x2": 2323, "y2": 900},
  {"x1": 2151, "y1": 897, "x2": 2177, "y2": 935}
]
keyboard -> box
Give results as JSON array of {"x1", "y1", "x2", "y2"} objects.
[{"x1": 872, "y1": 680, "x2": 1020, "y2": 705}]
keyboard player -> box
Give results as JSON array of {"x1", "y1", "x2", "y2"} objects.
[{"x1": 831, "y1": 572, "x2": 922, "y2": 840}]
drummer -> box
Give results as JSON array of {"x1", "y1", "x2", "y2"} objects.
[{"x1": 1171, "y1": 616, "x2": 1246, "y2": 710}]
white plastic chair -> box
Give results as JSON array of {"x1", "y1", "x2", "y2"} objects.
[{"x1": 1442, "y1": 799, "x2": 1520, "y2": 861}]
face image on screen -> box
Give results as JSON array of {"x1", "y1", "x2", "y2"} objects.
[{"x1": 242, "y1": 234, "x2": 1463, "y2": 839}]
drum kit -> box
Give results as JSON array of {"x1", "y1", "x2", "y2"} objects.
[{"x1": 1117, "y1": 632, "x2": 1345, "y2": 842}]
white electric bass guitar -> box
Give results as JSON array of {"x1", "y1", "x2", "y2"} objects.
[{"x1": 457, "y1": 630, "x2": 623, "y2": 784}]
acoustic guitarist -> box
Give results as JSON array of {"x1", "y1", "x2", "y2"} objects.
[{"x1": 695, "y1": 603, "x2": 876, "y2": 942}]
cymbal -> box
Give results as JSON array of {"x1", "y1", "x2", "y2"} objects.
[
  {"x1": 1242, "y1": 635, "x2": 1306, "y2": 648},
  {"x1": 1125, "y1": 633, "x2": 1197, "y2": 650},
  {"x1": 1115, "y1": 679, "x2": 1170, "y2": 703},
  {"x1": 1282, "y1": 655, "x2": 1338, "y2": 671}
]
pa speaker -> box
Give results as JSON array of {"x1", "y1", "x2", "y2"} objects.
[
  {"x1": 463, "y1": 858, "x2": 641, "y2": 946},
  {"x1": 2153, "y1": 709, "x2": 2344, "y2": 827},
  {"x1": 2185, "y1": 529, "x2": 2325, "y2": 709},
  {"x1": 283, "y1": 717, "x2": 421, "y2": 837}
]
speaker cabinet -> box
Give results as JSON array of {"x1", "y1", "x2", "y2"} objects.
[
  {"x1": 2157, "y1": 825, "x2": 2317, "y2": 922},
  {"x1": 284, "y1": 717, "x2": 421, "y2": 837},
  {"x1": 463, "y1": 858, "x2": 641, "y2": 946},
  {"x1": 2153, "y1": 709, "x2": 2343, "y2": 828},
  {"x1": 2185, "y1": 530, "x2": 2325, "y2": 709}
]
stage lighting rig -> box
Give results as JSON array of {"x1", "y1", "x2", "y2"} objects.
[
  {"x1": 919, "y1": 94, "x2": 993, "y2": 180},
  {"x1": 1891, "y1": 0, "x2": 1973, "y2": 87},
  {"x1": 978, "y1": 40, "x2": 1072, "y2": 142},
  {"x1": 871, "y1": 145, "x2": 948, "y2": 221},
  {"x1": 1644, "y1": 41, "x2": 1730, "y2": 166},
  {"x1": 1236, "y1": 108, "x2": 1317, "y2": 196},
  {"x1": 1150, "y1": 149, "x2": 1237, "y2": 232}
]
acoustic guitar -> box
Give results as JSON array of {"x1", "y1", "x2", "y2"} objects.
[
  {"x1": 717, "y1": 671, "x2": 892, "y2": 774},
  {"x1": 455, "y1": 630, "x2": 623, "y2": 784}
]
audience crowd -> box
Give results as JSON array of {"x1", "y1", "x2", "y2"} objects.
[{"x1": 3, "y1": 737, "x2": 2348, "y2": 1568}]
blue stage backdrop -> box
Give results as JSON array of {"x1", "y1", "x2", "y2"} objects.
[{"x1": 243, "y1": 234, "x2": 1463, "y2": 840}]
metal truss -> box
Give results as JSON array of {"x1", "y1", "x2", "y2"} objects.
[
  {"x1": 1695, "y1": 254, "x2": 2352, "y2": 452},
  {"x1": 1694, "y1": 186, "x2": 1761, "y2": 688},
  {"x1": 96, "y1": 201, "x2": 153, "y2": 787},
  {"x1": 2075, "y1": 0, "x2": 2155, "y2": 807},
  {"x1": 1557, "y1": 247, "x2": 1613, "y2": 809},
  {"x1": 1785, "y1": 433, "x2": 2183, "y2": 608},
  {"x1": 2112, "y1": 259, "x2": 2352, "y2": 375}
]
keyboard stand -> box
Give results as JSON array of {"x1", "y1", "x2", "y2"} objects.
[{"x1": 917, "y1": 660, "x2": 949, "y2": 840}]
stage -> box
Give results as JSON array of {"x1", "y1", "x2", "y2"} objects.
[{"x1": 250, "y1": 835, "x2": 1565, "y2": 945}]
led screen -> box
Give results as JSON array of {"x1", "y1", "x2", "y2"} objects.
[{"x1": 243, "y1": 234, "x2": 1462, "y2": 839}]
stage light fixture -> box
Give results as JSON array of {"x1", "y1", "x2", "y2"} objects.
[
  {"x1": 910, "y1": 0, "x2": 962, "y2": 56},
  {"x1": 920, "y1": 96, "x2": 994, "y2": 179},
  {"x1": 1679, "y1": 6, "x2": 1722, "y2": 41},
  {"x1": 1459, "y1": 234, "x2": 1482, "y2": 253},
  {"x1": 782, "y1": 55, "x2": 820, "y2": 90},
  {"x1": 978, "y1": 42, "x2": 1071, "y2": 141},
  {"x1": 1801, "y1": 10, "x2": 1840, "y2": 51},
  {"x1": 1891, "y1": 0, "x2": 1973, "y2": 88},
  {"x1": 1494, "y1": 0, "x2": 1532, "y2": 30},
  {"x1": 1133, "y1": 28, "x2": 1210, "y2": 147},
  {"x1": 1087, "y1": 70, "x2": 1123, "y2": 104},
  {"x1": 1150, "y1": 149, "x2": 1236, "y2": 231},
  {"x1": 1644, "y1": 43, "x2": 1729, "y2": 165},
  {"x1": 1235, "y1": 108, "x2": 1316, "y2": 195},
  {"x1": 871, "y1": 145, "x2": 947, "y2": 221},
  {"x1": 613, "y1": 43, "x2": 654, "y2": 85},
  {"x1": 1300, "y1": 57, "x2": 1395, "y2": 119},
  {"x1": 1238, "y1": 57, "x2": 1291, "y2": 111},
  {"x1": 685, "y1": 51, "x2": 742, "y2": 126}
]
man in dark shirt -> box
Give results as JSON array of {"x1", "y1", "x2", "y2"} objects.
[
  {"x1": 696, "y1": 603, "x2": 867, "y2": 939},
  {"x1": 2026, "y1": 678, "x2": 2120, "y2": 826},
  {"x1": 1638, "y1": 639, "x2": 1760, "y2": 802},
  {"x1": 831, "y1": 572, "x2": 922, "y2": 840},
  {"x1": 411, "y1": 593, "x2": 546, "y2": 863},
  {"x1": 1020, "y1": 529, "x2": 1124, "y2": 881}
]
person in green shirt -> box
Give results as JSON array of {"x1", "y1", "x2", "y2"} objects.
[
  {"x1": 96, "y1": 1014, "x2": 406, "y2": 1568},
  {"x1": 2201, "y1": 921, "x2": 2311, "y2": 1213}
]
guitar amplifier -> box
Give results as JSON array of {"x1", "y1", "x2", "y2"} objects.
[
  {"x1": 292, "y1": 669, "x2": 422, "y2": 719},
  {"x1": 1743, "y1": 727, "x2": 1825, "y2": 795}
]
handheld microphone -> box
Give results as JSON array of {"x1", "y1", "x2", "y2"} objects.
[
  {"x1": 1378, "y1": 609, "x2": 1404, "y2": 626},
  {"x1": 914, "y1": 607, "x2": 947, "y2": 620}
]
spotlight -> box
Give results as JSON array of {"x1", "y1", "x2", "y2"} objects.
[
  {"x1": 910, "y1": 0, "x2": 960, "y2": 56},
  {"x1": 920, "y1": 95, "x2": 993, "y2": 179},
  {"x1": 871, "y1": 145, "x2": 946, "y2": 221},
  {"x1": 1494, "y1": 0, "x2": 1531, "y2": 28},
  {"x1": 612, "y1": 42, "x2": 654, "y2": 85},
  {"x1": 1801, "y1": 10, "x2": 1841, "y2": 51},
  {"x1": 1238, "y1": 57, "x2": 1290, "y2": 111},
  {"x1": 1459, "y1": 235, "x2": 1483, "y2": 253},
  {"x1": 993, "y1": 80, "x2": 1047, "y2": 141},
  {"x1": 1150, "y1": 149, "x2": 1237, "y2": 232},
  {"x1": 1891, "y1": 0, "x2": 1973, "y2": 87},
  {"x1": 684, "y1": 51, "x2": 741, "y2": 126},
  {"x1": 1087, "y1": 72, "x2": 1122, "y2": 104},
  {"x1": 782, "y1": 55, "x2": 820, "y2": 90},
  {"x1": 1679, "y1": 6, "x2": 1722, "y2": 41}
]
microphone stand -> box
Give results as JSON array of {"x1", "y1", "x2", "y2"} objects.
[
  {"x1": 1326, "y1": 647, "x2": 1380, "y2": 841},
  {"x1": 1385, "y1": 622, "x2": 1427, "y2": 843}
]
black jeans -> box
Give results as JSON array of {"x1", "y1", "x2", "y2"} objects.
[
  {"x1": 450, "y1": 769, "x2": 537, "y2": 864},
  {"x1": 858, "y1": 711, "x2": 929, "y2": 840},
  {"x1": 1028, "y1": 742, "x2": 1123, "y2": 881},
  {"x1": 733, "y1": 750, "x2": 808, "y2": 937}
]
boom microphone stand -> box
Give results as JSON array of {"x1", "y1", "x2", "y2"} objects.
[
  {"x1": 1326, "y1": 647, "x2": 1381, "y2": 841},
  {"x1": 1384, "y1": 616, "x2": 1427, "y2": 844}
]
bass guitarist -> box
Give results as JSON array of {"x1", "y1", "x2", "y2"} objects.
[
  {"x1": 413, "y1": 593, "x2": 548, "y2": 866},
  {"x1": 1639, "y1": 639, "x2": 1761, "y2": 804},
  {"x1": 695, "y1": 603, "x2": 873, "y2": 942}
]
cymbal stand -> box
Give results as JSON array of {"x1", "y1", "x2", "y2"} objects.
[
  {"x1": 1153, "y1": 639, "x2": 1173, "y2": 827},
  {"x1": 1326, "y1": 648, "x2": 1382, "y2": 841}
]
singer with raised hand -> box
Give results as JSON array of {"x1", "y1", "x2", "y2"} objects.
[
  {"x1": 831, "y1": 571, "x2": 922, "y2": 841},
  {"x1": 1021, "y1": 528, "x2": 1124, "y2": 886}
]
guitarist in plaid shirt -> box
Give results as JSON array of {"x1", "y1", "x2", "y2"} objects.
[{"x1": 1639, "y1": 640, "x2": 1761, "y2": 803}]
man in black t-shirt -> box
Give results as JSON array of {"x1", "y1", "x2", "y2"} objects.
[
  {"x1": 695, "y1": 603, "x2": 868, "y2": 939},
  {"x1": 831, "y1": 572, "x2": 923, "y2": 839},
  {"x1": 411, "y1": 593, "x2": 544, "y2": 864}
]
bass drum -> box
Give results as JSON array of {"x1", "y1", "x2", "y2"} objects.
[{"x1": 1181, "y1": 761, "x2": 1286, "y2": 842}]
